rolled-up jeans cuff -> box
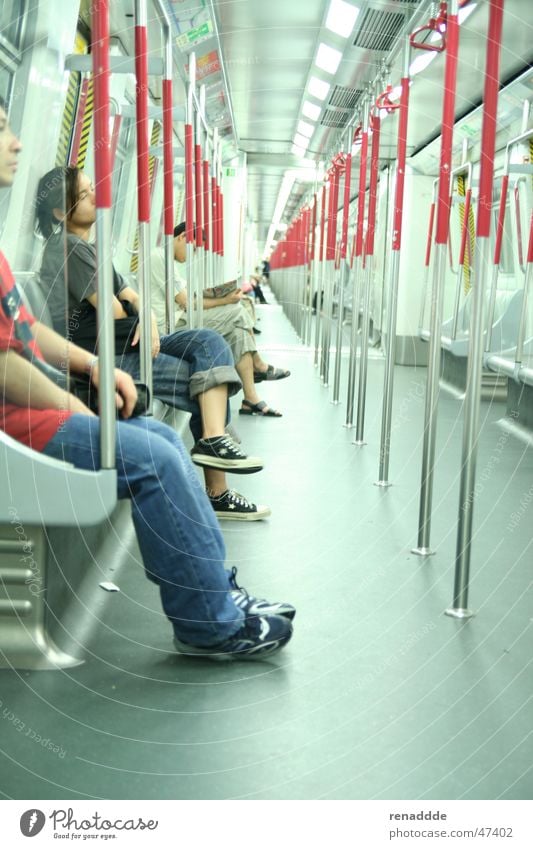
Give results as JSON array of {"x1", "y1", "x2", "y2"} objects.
[{"x1": 189, "y1": 365, "x2": 242, "y2": 399}]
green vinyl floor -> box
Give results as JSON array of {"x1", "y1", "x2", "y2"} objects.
[{"x1": 0, "y1": 296, "x2": 532, "y2": 800}]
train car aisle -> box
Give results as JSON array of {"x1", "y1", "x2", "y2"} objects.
[{"x1": 0, "y1": 296, "x2": 532, "y2": 801}]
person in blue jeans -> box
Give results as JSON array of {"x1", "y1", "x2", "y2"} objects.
[
  {"x1": 0, "y1": 97, "x2": 294, "y2": 658},
  {"x1": 36, "y1": 166, "x2": 270, "y2": 522}
]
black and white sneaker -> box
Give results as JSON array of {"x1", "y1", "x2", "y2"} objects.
[
  {"x1": 174, "y1": 613, "x2": 293, "y2": 661},
  {"x1": 191, "y1": 435, "x2": 263, "y2": 473},
  {"x1": 229, "y1": 566, "x2": 296, "y2": 621},
  {"x1": 209, "y1": 489, "x2": 271, "y2": 521}
]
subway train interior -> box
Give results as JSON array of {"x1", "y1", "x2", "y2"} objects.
[{"x1": 0, "y1": 0, "x2": 532, "y2": 803}]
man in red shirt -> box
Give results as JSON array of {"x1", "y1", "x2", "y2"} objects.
[{"x1": 0, "y1": 98, "x2": 295, "y2": 660}]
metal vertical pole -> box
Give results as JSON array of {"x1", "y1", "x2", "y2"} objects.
[
  {"x1": 346, "y1": 104, "x2": 369, "y2": 427},
  {"x1": 355, "y1": 108, "x2": 381, "y2": 444},
  {"x1": 446, "y1": 0, "x2": 504, "y2": 618},
  {"x1": 376, "y1": 41, "x2": 411, "y2": 486},
  {"x1": 314, "y1": 183, "x2": 327, "y2": 367},
  {"x1": 92, "y1": 0, "x2": 115, "y2": 468},
  {"x1": 413, "y1": 1, "x2": 460, "y2": 553},
  {"x1": 134, "y1": 0, "x2": 152, "y2": 409},
  {"x1": 333, "y1": 149, "x2": 352, "y2": 403},
  {"x1": 418, "y1": 181, "x2": 437, "y2": 334},
  {"x1": 210, "y1": 128, "x2": 218, "y2": 290}
]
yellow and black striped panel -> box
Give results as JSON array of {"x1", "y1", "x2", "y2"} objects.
[
  {"x1": 457, "y1": 174, "x2": 474, "y2": 293},
  {"x1": 55, "y1": 31, "x2": 87, "y2": 167},
  {"x1": 130, "y1": 122, "x2": 162, "y2": 273},
  {"x1": 75, "y1": 77, "x2": 94, "y2": 170}
]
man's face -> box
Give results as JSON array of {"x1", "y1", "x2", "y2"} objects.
[
  {"x1": 173, "y1": 233, "x2": 186, "y2": 263},
  {"x1": 68, "y1": 171, "x2": 96, "y2": 229},
  {"x1": 0, "y1": 107, "x2": 22, "y2": 188}
]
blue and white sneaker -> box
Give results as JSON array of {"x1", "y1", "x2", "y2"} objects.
[
  {"x1": 229, "y1": 567, "x2": 296, "y2": 621},
  {"x1": 173, "y1": 613, "x2": 293, "y2": 661}
]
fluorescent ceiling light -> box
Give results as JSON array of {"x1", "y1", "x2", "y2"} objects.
[
  {"x1": 409, "y1": 51, "x2": 438, "y2": 77},
  {"x1": 308, "y1": 76, "x2": 330, "y2": 101},
  {"x1": 316, "y1": 42, "x2": 342, "y2": 75},
  {"x1": 302, "y1": 100, "x2": 321, "y2": 121},
  {"x1": 294, "y1": 132, "x2": 310, "y2": 149},
  {"x1": 297, "y1": 119, "x2": 315, "y2": 138},
  {"x1": 325, "y1": 0, "x2": 360, "y2": 39}
]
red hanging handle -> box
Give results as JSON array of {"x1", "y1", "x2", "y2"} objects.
[
  {"x1": 375, "y1": 86, "x2": 401, "y2": 114},
  {"x1": 410, "y1": 1, "x2": 447, "y2": 52}
]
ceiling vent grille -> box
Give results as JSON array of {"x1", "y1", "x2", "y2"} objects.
[
  {"x1": 321, "y1": 108, "x2": 351, "y2": 129},
  {"x1": 353, "y1": 8, "x2": 405, "y2": 52},
  {"x1": 329, "y1": 85, "x2": 363, "y2": 110},
  {"x1": 387, "y1": 0, "x2": 421, "y2": 4}
]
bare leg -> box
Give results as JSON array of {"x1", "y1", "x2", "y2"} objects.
[
  {"x1": 196, "y1": 384, "x2": 228, "y2": 438},
  {"x1": 235, "y1": 352, "x2": 263, "y2": 406},
  {"x1": 204, "y1": 467, "x2": 229, "y2": 497}
]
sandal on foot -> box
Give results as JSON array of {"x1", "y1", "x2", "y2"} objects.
[
  {"x1": 253, "y1": 364, "x2": 291, "y2": 383},
  {"x1": 239, "y1": 400, "x2": 282, "y2": 417}
]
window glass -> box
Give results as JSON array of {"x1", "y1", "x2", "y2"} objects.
[
  {"x1": 0, "y1": 65, "x2": 13, "y2": 106},
  {"x1": 0, "y1": 1, "x2": 25, "y2": 50}
]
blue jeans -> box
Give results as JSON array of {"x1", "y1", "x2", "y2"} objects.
[
  {"x1": 43, "y1": 414, "x2": 244, "y2": 647},
  {"x1": 116, "y1": 328, "x2": 241, "y2": 442}
]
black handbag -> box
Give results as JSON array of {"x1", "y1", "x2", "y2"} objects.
[
  {"x1": 72, "y1": 300, "x2": 139, "y2": 356},
  {"x1": 33, "y1": 358, "x2": 149, "y2": 419}
]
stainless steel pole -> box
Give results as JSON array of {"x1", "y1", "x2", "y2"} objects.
[
  {"x1": 446, "y1": 0, "x2": 504, "y2": 618},
  {"x1": 376, "y1": 41, "x2": 411, "y2": 486},
  {"x1": 413, "y1": 1, "x2": 460, "y2": 551}
]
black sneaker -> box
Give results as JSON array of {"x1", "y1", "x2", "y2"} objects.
[
  {"x1": 209, "y1": 489, "x2": 271, "y2": 521},
  {"x1": 191, "y1": 435, "x2": 263, "y2": 473},
  {"x1": 229, "y1": 567, "x2": 296, "y2": 621},
  {"x1": 173, "y1": 613, "x2": 293, "y2": 660}
]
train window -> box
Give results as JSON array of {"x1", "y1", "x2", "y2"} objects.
[
  {"x1": 0, "y1": 1, "x2": 25, "y2": 51},
  {"x1": 0, "y1": 0, "x2": 25, "y2": 110},
  {"x1": 112, "y1": 117, "x2": 135, "y2": 235}
]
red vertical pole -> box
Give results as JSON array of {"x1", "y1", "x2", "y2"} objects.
[
  {"x1": 162, "y1": 79, "x2": 174, "y2": 238},
  {"x1": 134, "y1": 23, "x2": 150, "y2": 223},
  {"x1": 185, "y1": 124, "x2": 194, "y2": 244}
]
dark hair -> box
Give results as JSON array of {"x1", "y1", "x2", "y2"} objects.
[
  {"x1": 0, "y1": 95, "x2": 6, "y2": 111},
  {"x1": 174, "y1": 222, "x2": 186, "y2": 238},
  {"x1": 35, "y1": 166, "x2": 80, "y2": 238}
]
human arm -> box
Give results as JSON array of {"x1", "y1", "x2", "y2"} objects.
[
  {"x1": 30, "y1": 321, "x2": 138, "y2": 419},
  {"x1": 202, "y1": 289, "x2": 243, "y2": 309},
  {"x1": 0, "y1": 349, "x2": 94, "y2": 416},
  {"x1": 118, "y1": 285, "x2": 160, "y2": 358}
]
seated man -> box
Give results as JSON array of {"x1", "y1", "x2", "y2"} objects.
[
  {"x1": 0, "y1": 101, "x2": 294, "y2": 659},
  {"x1": 151, "y1": 223, "x2": 290, "y2": 418},
  {"x1": 36, "y1": 167, "x2": 269, "y2": 521}
]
